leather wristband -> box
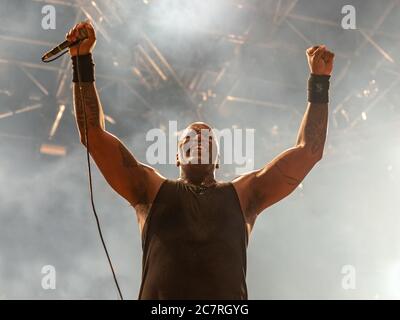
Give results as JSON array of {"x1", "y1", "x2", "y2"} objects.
[
  {"x1": 308, "y1": 74, "x2": 330, "y2": 103},
  {"x1": 72, "y1": 54, "x2": 95, "y2": 83}
]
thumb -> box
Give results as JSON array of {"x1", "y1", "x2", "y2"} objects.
[
  {"x1": 84, "y1": 21, "x2": 96, "y2": 40},
  {"x1": 306, "y1": 46, "x2": 320, "y2": 56}
]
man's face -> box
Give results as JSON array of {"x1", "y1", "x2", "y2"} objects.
[{"x1": 177, "y1": 122, "x2": 219, "y2": 167}]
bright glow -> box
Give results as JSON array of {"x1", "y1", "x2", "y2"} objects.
[
  {"x1": 49, "y1": 105, "x2": 66, "y2": 139},
  {"x1": 0, "y1": 111, "x2": 13, "y2": 119},
  {"x1": 104, "y1": 115, "x2": 115, "y2": 124},
  {"x1": 39, "y1": 144, "x2": 67, "y2": 156},
  {"x1": 361, "y1": 112, "x2": 367, "y2": 120},
  {"x1": 270, "y1": 125, "x2": 279, "y2": 136},
  {"x1": 147, "y1": 0, "x2": 225, "y2": 34}
]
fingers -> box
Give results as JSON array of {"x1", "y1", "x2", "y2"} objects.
[
  {"x1": 307, "y1": 45, "x2": 335, "y2": 75},
  {"x1": 76, "y1": 21, "x2": 95, "y2": 39},
  {"x1": 314, "y1": 45, "x2": 327, "y2": 61},
  {"x1": 66, "y1": 20, "x2": 95, "y2": 43},
  {"x1": 306, "y1": 46, "x2": 320, "y2": 56},
  {"x1": 67, "y1": 23, "x2": 80, "y2": 41},
  {"x1": 84, "y1": 21, "x2": 96, "y2": 39},
  {"x1": 307, "y1": 45, "x2": 336, "y2": 64},
  {"x1": 321, "y1": 50, "x2": 335, "y2": 65},
  {"x1": 307, "y1": 45, "x2": 330, "y2": 57}
]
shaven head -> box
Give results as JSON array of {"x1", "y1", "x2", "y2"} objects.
[{"x1": 176, "y1": 122, "x2": 220, "y2": 178}]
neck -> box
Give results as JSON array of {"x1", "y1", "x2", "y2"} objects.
[{"x1": 179, "y1": 167, "x2": 216, "y2": 186}]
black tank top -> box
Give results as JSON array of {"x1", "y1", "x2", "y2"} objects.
[{"x1": 138, "y1": 179, "x2": 248, "y2": 300}]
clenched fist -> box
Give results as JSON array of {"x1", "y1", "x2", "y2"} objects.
[
  {"x1": 66, "y1": 21, "x2": 96, "y2": 57},
  {"x1": 306, "y1": 45, "x2": 334, "y2": 76}
]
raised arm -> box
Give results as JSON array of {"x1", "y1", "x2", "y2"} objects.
[
  {"x1": 233, "y1": 45, "x2": 334, "y2": 229},
  {"x1": 68, "y1": 22, "x2": 165, "y2": 208}
]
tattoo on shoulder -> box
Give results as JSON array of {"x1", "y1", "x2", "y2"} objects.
[{"x1": 119, "y1": 143, "x2": 139, "y2": 168}]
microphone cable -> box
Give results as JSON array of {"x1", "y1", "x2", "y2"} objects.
[
  {"x1": 42, "y1": 41, "x2": 124, "y2": 300},
  {"x1": 75, "y1": 44, "x2": 124, "y2": 300}
]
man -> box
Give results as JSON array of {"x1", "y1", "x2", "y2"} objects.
[{"x1": 67, "y1": 21, "x2": 334, "y2": 299}]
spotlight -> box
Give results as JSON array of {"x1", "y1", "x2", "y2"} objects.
[
  {"x1": 361, "y1": 112, "x2": 367, "y2": 121},
  {"x1": 39, "y1": 144, "x2": 67, "y2": 157}
]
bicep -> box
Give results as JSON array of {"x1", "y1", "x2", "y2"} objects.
[
  {"x1": 85, "y1": 128, "x2": 160, "y2": 206},
  {"x1": 241, "y1": 146, "x2": 319, "y2": 215}
]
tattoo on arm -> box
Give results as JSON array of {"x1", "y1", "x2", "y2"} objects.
[
  {"x1": 119, "y1": 143, "x2": 139, "y2": 169},
  {"x1": 73, "y1": 82, "x2": 104, "y2": 131},
  {"x1": 299, "y1": 103, "x2": 328, "y2": 155}
]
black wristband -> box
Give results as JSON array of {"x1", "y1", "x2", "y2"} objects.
[
  {"x1": 72, "y1": 54, "x2": 95, "y2": 83},
  {"x1": 308, "y1": 74, "x2": 330, "y2": 103}
]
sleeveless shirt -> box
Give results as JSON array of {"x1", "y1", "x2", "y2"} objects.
[{"x1": 138, "y1": 179, "x2": 248, "y2": 299}]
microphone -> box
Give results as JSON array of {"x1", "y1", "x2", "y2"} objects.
[{"x1": 41, "y1": 28, "x2": 88, "y2": 62}]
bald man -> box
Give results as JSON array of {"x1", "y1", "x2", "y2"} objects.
[{"x1": 68, "y1": 22, "x2": 334, "y2": 299}]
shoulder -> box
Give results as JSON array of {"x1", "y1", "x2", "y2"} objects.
[
  {"x1": 231, "y1": 171, "x2": 260, "y2": 226},
  {"x1": 231, "y1": 170, "x2": 259, "y2": 198}
]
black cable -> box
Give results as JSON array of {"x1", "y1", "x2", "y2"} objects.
[{"x1": 75, "y1": 44, "x2": 124, "y2": 300}]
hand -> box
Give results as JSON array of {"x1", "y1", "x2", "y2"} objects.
[
  {"x1": 306, "y1": 45, "x2": 335, "y2": 76},
  {"x1": 66, "y1": 20, "x2": 96, "y2": 57}
]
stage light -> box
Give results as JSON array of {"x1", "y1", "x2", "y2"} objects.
[
  {"x1": 270, "y1": 125, "x2": 279, "y2": 136},
  {"x1": 49, "y1": 104, "x2": 65, "y2": 140},
  {"x1": 104, "y1": 115, "x2": 115, "y2": 124},
  {"x1": 39, "y1": 144, "x2": 67, "y2": 156},
  {"x1": 361, "y1": 112, "x2": 367, "y2": 120}
]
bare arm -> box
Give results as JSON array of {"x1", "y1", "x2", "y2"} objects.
[
  {"x1": 233, "y1": 45, "x2": 334, "y2": 226},
  {"x1": 70, "y1": 22, "x2": 164, "y2": 207},
  {"x1": 233, "y1": 102, "x2": 327, "y2": 216},
  {"x1": 73, "y1": 82, "x2": 105, "y2": 134},
  {"x1": 73, "y1": 82, "x2": 164, "y2": 206}
]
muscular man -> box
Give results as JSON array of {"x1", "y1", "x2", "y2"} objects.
[{"x1": 67, "y1": 21, "x2": 334, "y2": 299}]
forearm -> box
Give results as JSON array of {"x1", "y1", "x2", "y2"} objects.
[
  {"x1": 73, "y1": 81, "x2": 106, "y2": 142},
  {"x1": 295, "y1": 102, "x2": 328, "y2": 158},
  {"x1": 295, "y1": 71, "x2": 330, "y2": 159}
]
